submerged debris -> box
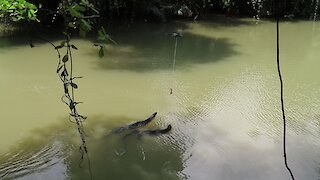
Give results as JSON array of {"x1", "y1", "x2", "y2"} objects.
[
  {"x1": 112, "y1": 112, "x2": 157, "y2": 134},
  {"x1": 124, "y1": 124, "x2": 172, "y2": 139},
  {"x1": 112, "y1": 112, "x2": 172, "y2": 157}
]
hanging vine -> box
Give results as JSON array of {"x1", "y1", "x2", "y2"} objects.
[
  {"x1": 29, "y1": 0, "x2": 106, "y2": 179},
  {"x1": 30, "y1": 33, "x2": 93, "y2": 179},
  {"x1": 276, "y1": 2, "x2": 295, "y2": 180},
  {"x1": 55, "y1": 33, "x2": 92, "y2": 171},
  {"x1": 54, "y1": 0, "x2": 96, "y2": 178},
  {"x1": 28, "y1": 1, "x2": 116, "y2": 179}
]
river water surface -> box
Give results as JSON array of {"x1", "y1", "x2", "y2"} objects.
[{"x1": 1, "y1": 17, "x2": 320, "y2": 180}]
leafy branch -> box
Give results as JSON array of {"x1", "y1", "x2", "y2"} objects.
[
  {"x1": 0, "y1": 0, "x2": 40, "y2": 22},
  {"x1": 55, "y1": 33, "x2": 93, "y2": 179}
]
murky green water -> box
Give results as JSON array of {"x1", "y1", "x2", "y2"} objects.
[{"x1": 1, "y1": 17, "x2": 320, "y2": 180}]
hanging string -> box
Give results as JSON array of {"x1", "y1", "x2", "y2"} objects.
[
  {"x1": 170, "y1": 36, "x2": 178, "y2": 95},
  {"x1": 172, "y1": 36, "x2": 178, "y2": 72},
  {"x1": 167, "y1": 31, "x2": 182, "y2": 95},
  {"x1": 276, "y1": 13, "x2": 295, "y2": 180}
]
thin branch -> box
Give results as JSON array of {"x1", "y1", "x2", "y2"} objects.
[{"x1": 81, "y1": 15, "x2": 100, "y2": 19}]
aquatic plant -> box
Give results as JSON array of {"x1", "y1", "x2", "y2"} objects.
[
  {"x1": 111, "y1": 112, "x2": 172, "y2": 157},
  {"x1": 112, "y1": 112, "x2": 158, "y2": 134}
]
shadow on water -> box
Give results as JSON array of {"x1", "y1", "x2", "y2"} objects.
[
  {"x1": 0, "y1": 25, "x2": 65, "y2": 49},
  {"x1": 197, "y1": 15, "x2": 257, "y2": 28},
  {"x1": 0, "y1": 18, "x2": 245, "y2": 72},
  {"x1": 0, "y1": 115, "x2": 185, "y2": 180},
  {"x1": 0, "y1": 36, "x2": 29, "y2": 52},
  {"x1": 90, "y1": 22, "x2": 239, "y2": 72}
]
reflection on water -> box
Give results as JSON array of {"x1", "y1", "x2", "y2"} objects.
[
  {"x1": 94, "y1": 24, "x2": 238, "y2": 71},
  {"x1": 1, "y1": 17, "x2": 320, "y2": 179},
  {"x1": 0, "y1": 116, "x2": 184, "y2": 180}
]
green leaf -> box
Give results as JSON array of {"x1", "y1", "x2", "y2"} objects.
[
  {"x1": 64, "y1": 84, "x2": 69, "y2": 94},
  {"x1": 69, "y1": 103, "x2": 75, "y2": 110},
  {"x1": 68, "y1": 6, "x2": 84, "y2": 18},
  {"x1": 62, "y1": 54, "x2": 69, "y2": 62},
  {"x1": 97, "y1": 27, "x2": 107, "y2": 41},
  {"x1": 71, "y1": 76, "x2": 83, "y2": 80},
  {"x1": 73, "y1": 4, "x2": 86, "y2": 12},
  {"x1": 60, "y1": 41, "x2": 66, "y2": 46},
  {"x1": 70, "y1": 82, "x2": 78, "y2": 89},
  {"x1": 61, "y1": 69, "x2": 69, "y2": 77},
  {"x1": 56, "y1": 65, "x2": 63, "y2": 73},
  {"x1": 80, "y1": 19, "x2": 92, "y2": 31},
  {"x1": 68, "y1": 22, "x2": 76, "y2": 28},
  {"x1": 78, "y1": 19, "x2": 92, "y2": 37},
  {"x1": 97, "y1": 27, "x2": 117, "y2": 44},
  {"x1": 11, "y1": 17, "x2": 18, "y2": 21},
  {"x1": 80, "y1": 0, "x2": 89, "y2": 6},
  {"x1": 55, "y1": 45, "x2": 64, "y2": 49},
  {"x1": 71, "y1": 44, "x2": 78, "y2": 50},
  {"x1": 98, "y1": 47, "x2": 104, "y2": 58},
  {"x1": 28, "y1": 10, "x2": 31, "y2": 18}
]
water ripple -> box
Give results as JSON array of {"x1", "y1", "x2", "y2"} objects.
[{"x1": 0, "y1": 141, "x2": 65, "y2": 179}]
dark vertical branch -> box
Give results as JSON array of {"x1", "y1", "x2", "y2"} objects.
[
  {"x1": 30, "y1": 35, "x2": 93, "y2": 180},
  {"x1": 65, "y1": 37, "x2": 93, "y2": 180},
  {"x1": 276, "y1": 5, "x2": 295, "y2": 180}
]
